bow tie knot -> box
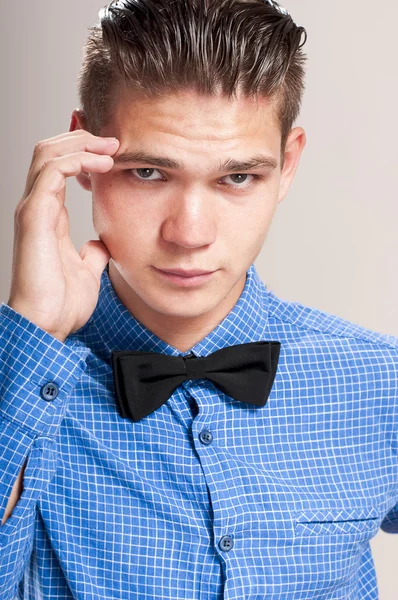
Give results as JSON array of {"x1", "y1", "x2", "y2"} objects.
[{"x1": 184, "y1": 353, "x2": 208, "y2": 380}]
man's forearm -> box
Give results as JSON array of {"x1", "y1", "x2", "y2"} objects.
[{"x1": 1, "y1": 459, "x2": 27, "y2": 526}]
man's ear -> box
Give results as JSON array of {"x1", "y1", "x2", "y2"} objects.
[
  {"x1": 277, "y1": 127, "x2": 306, "y2": 204},
  {"x1": 69, "y1": 108, "x2": 92, "y2": 192}
]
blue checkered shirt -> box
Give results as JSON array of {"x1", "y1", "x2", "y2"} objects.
[{"x1": 0, "y1": 263, "x2": 397, "y2": 599}]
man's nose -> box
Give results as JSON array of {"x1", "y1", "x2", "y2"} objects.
[{"x1": 160, "y1": 191, "x2": 217, "y2": 249}]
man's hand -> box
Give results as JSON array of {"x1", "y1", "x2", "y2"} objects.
[{"x1": 7, "y1": 130, "x2": 120, "y2": 342}]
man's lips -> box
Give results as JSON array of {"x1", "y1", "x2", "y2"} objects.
[{"x1": 156, "y1": 268, "x2": 216, "y2": 277}]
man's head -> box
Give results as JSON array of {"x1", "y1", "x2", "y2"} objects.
[{"x1": 70, "y1": 0, "x2": 308, "y2": 350}]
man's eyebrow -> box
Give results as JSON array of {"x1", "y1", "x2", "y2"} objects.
[{"x1": 112, "y1": 151, "x2": 279, "y2": 172}]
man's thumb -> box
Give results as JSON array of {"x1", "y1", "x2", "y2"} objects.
[{"x1": 79, "y1": 240, "x2": 111, "y2": 279}]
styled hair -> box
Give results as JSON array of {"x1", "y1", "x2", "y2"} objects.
[{"x1": 78, "y1": 0, "x2": 307, "y2": 161}]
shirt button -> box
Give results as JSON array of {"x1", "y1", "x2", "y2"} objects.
[
  {"x1": 219, "y1": 535, "x2": 234, "y2": 552},
  {"x1": 40, "y1": 382, "x2": 60, "y2": 402},
  {"x1": 199, "y1": 430, "x2": 213, "y2": 445}
]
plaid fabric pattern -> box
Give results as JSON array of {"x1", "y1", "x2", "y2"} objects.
[{"x1": 0, "y1": 262, "x2": 397, "y2": 599}]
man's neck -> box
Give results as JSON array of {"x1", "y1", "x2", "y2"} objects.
[{"x1": 107, "y1": 261, "x2": 246, "y2": 353}]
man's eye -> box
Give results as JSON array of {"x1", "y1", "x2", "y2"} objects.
[
  {"x1": 130, "y1": 168, "x2": 163, "y2": 182},
  {"x1": 222, "y1": 174, "x2": 260, "y2": 188}
]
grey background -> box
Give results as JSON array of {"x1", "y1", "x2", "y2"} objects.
[{"x1": 1, "y1": 0, "x2": 397, "y2": 595}]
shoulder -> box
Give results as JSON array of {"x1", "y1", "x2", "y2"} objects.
[{"x1": 266, "y1": 289, "x2": 398, "y2": 355}]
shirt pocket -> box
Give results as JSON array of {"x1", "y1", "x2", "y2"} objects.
[{"x1": 294, "y1": 502, "x2": 382, "y2": 542}]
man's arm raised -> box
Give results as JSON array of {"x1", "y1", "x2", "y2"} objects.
[{"x1": 0, "y1": 130, "x2": 119, "y2": 598}]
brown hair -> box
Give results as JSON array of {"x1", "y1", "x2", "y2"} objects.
[{"x1": 78, "y1": 0, "x2": 307, "y2": 162}]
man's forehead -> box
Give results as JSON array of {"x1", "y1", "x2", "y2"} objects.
[
  {"x1": 112, "y1": 85, "x2": 278, "y2": 124},
  {"x1": 107, "y1": 88, "x2": 280, "y2": 149}
]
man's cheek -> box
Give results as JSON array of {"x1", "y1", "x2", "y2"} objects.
[{"x1": 91, "y1": 192, "x2": 119, "y2": 234}]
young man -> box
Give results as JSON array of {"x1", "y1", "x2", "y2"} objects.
[{"x1": 0, "y1": 0, "x2": 397, "y2": 598}]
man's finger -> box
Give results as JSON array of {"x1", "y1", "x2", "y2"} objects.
[
  {"x1": 24, "y1": 133, "x2": 119, "y2": 198},
  {"x1": 18, "y1": 152, "x2": 114, "y2": 230}
]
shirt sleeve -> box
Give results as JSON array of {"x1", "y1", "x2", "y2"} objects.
[{"x1": 0, "y1": 303, "x2": 90, "y2": 599}]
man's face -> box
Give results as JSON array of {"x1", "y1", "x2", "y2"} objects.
[{"x1": 72, "y1": 88, "x2": 305, "y2": 337}]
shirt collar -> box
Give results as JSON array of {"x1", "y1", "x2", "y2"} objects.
[{"x1": 88, "y1": 262, "x2": 270, "y2": 358}]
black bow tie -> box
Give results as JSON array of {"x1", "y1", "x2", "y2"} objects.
[{"x1": 111, "y1": 341, "x2": 281, "y2": 423}]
